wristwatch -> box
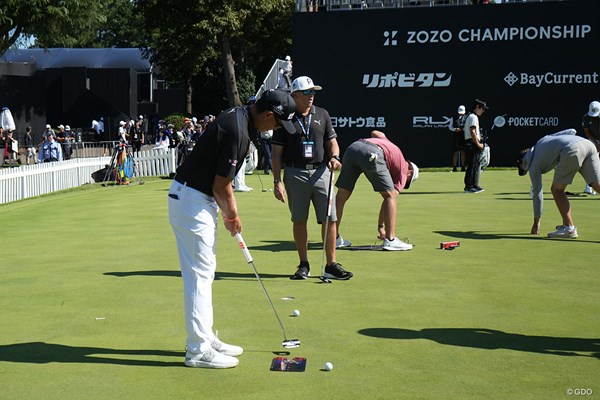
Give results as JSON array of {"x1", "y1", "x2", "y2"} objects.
[
  {"x1": 331, "y1": 155, "x2": 341, "y2": 162},
  {"x1": 274, "y1": 179, "x2": 281, "y2": 184}
]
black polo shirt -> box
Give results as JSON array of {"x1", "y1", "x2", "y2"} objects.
[
  {"x1": 175, "y1": 107, "x2": 253, "y2": 196},
  {"x1": 582, "y1": 113, "x2": 600, "y2": 140},
  {"x1": 272, "y1": 105, "x2": 337, "y2": 164}
]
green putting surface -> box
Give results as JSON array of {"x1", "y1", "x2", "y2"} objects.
[{"x1": 1, "y1": 171, "x2": 598, "y2": 399}]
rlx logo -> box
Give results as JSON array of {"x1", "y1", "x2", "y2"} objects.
[{"x1": 412, "y1": 116, "x2": 452, "y2": 128}]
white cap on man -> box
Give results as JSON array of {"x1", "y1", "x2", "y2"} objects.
[
  {"x1": 588, "y1": 101, "x2": 600, "y2": 117},
  {"x1": 458, "y1": 105, "x2": 466, "y2": 114},
  {"x1": 291, "y1": 76, "x2": 322, "y2": 92}
]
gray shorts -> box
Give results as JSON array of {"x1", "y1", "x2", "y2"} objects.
[
  {"x1": 554, "y1": 139, "x2": 600, "y2": 185},
  {"x1": 283, "y1": 166, "x2": 336, "y2": 223},
  {"x1": 336, "y1": 140, "x2": 394, "y2": 193}
]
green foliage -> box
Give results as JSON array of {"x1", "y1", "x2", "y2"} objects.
[
  {"x1": 163, "y1": 113, "x2": 189, "y2": 129},
  {"x1": 0, "y1": 0, "x2": 109, "y2": 53},
  {"x1": 135, "y1": 0, "x2": 294, "y2": 113}
]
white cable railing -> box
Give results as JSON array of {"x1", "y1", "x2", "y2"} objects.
[
  {"x1": 255, "y1": 58, "x2": 289, "y2": 100},
  {"x1": 0, "y1": 148, "x2": 176, "y2": 204}
]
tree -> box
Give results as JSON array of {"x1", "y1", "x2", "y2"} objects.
[
  {"x1": 0, "y1": 0, "x2": 107, "y2": 55},
  {"x1": 135, "y1": 0, "x2": 294, "y2": 114}
]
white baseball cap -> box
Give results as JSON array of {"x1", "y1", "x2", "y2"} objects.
[
  {"x1": 291, "y1": 76, "x2": 322, "y2": 93},
  {"x1": 458, "y1": 105, "x2": 466, "y2": 114},
  {"x1": 65, "y1": 125, "x2": 71, "y2": 130},
  {"x1": 404, "y1": 161, "x2": 419, "y2": 189},
  {"x1": 119, "y1": 120, "x2": 126, "y2": 126},
  {"x1": 588, "y1": 101, "x2": 600, "y2": 117},
  {"x1": 45, "y1": 124, "x2": 51, "y2": 129}
]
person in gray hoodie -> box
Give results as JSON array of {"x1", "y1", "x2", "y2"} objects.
[{"x1": 517, "y1": 128, "x2": 600, "y2": 238}]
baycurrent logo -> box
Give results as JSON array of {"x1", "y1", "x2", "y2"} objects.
[{"x1": 504, "y1": 71, "x2": 598, "y2": 87}]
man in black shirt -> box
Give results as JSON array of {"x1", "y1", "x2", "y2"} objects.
[
  {"x1": 582, "y1": 100, "x2": 600, "y2": 195},
  {"x1": 271, "y1": 76, "x2": 353, "y2": 281},
  {"x1": 168, "y1": 89, "x2": 296, "y2": 369}
]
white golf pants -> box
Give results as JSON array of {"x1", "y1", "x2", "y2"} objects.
[
  {"x1": 234, "y1": 158, "x2": 248, "y2": 189},
  {"x1": 168, "y1": 180, "x2": 219, "y2": 353}
]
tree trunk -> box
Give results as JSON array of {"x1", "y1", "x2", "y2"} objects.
[
  {"x1": 218, "y1": 33, "x2": 241, "y2": 107},
  {"x1": 0, "y1": 25, "x2": 23, "y2": 57},
  {"x1": 185, "y1": 77, "x2": 193, "y2": 115}
]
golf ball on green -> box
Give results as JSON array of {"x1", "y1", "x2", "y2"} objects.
[
  {"x1": 324, "y1": 362, "x2": 333, "y2": 371},
  {"x1": 292, "y1": 309, "x2": 300, "y2": 317}
]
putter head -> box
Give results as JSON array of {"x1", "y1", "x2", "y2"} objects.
[
  {"x1": 318, "y1": 276, "x2": 332, "y2": 284},
  {"x1": 262, "y1": 189, "x2": 268, "y2": 192},
  {"x1": 282, "y1": 339, "x2": 301, "y2": 349}
]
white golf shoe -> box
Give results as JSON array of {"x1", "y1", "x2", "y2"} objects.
[
  {"x1": 383, "y1": 237, "x2": 413, "y2": 251},
  {"x1": 335, "y1": 235, "x2": 352, "y2": 248},
  {"x1": 211, "y1": 336, "x2": 244, "y2": 357},
  {"x1": 583, "y1": 185, "x2": 597, "y2": 195},
  {"x1": 547, "y1": 225, "x2": 578, "y2": 239},
  {"x1": 184, "y1": 348, "x2": 239, "y2": 369}
]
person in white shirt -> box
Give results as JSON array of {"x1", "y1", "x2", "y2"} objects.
[{"x1": 463, "y1": 99, "x2": 489, "y2": 193}]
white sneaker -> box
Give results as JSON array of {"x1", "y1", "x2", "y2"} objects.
[
  {"x1": 211, "y1": 336, "x2": 243, "y2": 357},
  {"x1": 383, "y1": 237, "x2": 413, "y2": 251},
  {"x1": 335, "y1": 235, "x2": 352, "y2": 248},
  {"x1": 184, "y1": 348, "x2": 239, "y2": 368},
  {"x1": 583, "y1": 185, "x2": 597, "y2": 195},
  {"x1": 547, "y1": 225, "x2": 578, "y2": 239},
  {"x1": 234, "y1": 186, "x2": 253, "y2": 192}
]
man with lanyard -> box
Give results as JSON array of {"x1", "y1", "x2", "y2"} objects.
[
  {"x1": 271, "y1": 76, "x2": 353, "y2": 281},
  {"x1": 38, "y1": 127, "x2": 63, "y2": 162},
  {"x1": 581, "y1": 100, "x2": 600, "y2": 195},
  {"x1": 463, "y1": 99, "x2": 489, "y2": 193},
  {"x1": 168, "y1": 89, "x2": 296, "y2": 369}
]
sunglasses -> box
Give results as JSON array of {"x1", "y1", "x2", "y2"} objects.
[{"x1": 300, "y1": 89, "x2": 315, "y2": 96}]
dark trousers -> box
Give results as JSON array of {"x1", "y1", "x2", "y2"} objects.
[
  {"x1": 463, "y1": 141, "x2": 481, "y2": 189},
  {"x1": 261, "y1": 140, "x2": 272, "y2": 172},
  {"x1": 132, "y1": 140, "x2": 142, "y2": 153}
]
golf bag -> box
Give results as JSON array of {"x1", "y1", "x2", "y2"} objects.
[
  {"x1": 97, "y1": 143, "x2": 136, "y2": 185},
  {"x1": 479, "y1": 144, "x2": 490, "y2": 169}
]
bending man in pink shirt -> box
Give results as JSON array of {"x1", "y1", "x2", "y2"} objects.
[{"x1": 335, "y1": 130, "x2": 419, "y2": 251}]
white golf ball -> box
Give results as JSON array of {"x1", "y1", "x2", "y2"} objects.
[
  {"x1": 324, "y1": 362, "x2": 333, "y2": 371},
  {"x1": 292, "y1": 309, "x2": 300, "y2": 317}
]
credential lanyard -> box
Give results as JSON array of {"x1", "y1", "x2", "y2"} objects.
[{"x1": 296, "y1": 114, "x2": 312, "y2": 140}]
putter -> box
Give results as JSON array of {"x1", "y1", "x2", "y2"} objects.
[
  {"x1": 234, "y1": 233, "x2": 300, "y2": 349},
  {"x1": 256, "y1": 172, "x2": 270, "y2": 192},
  {"x1": 319, "y1": 169, "x2": 335, "y2": 284}
]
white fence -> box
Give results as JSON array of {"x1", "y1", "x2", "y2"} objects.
[{"x1": 0, "y1": 148, "x2": 176, "y2": 204}]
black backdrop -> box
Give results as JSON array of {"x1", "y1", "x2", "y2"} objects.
[{"x1": 292, "y1": 0, "x2": 599, "y2": 167}]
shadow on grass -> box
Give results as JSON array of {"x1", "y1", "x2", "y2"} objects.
[
  {"x1": 434, "y1": 230, "x2": 600, "y2": 244},
  {"x1": 104, "y1": 270, "x2": 290, "y2": 280},
  {"x1": 247, "y1": 240, "x2": 323, "y2": 252},
  {"x1": 0, "y1": 342, "x2": 184, "y2": 366},
  {"x1": 358, "y1": 328, "x2": 600, "y2": 359}
]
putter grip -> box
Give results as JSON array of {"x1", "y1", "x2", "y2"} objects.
[{"x1": 235, "y1": 233, "x2": 253, "y2": 263}]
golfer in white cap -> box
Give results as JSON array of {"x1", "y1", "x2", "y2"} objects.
[{"x1": 582, "y1": 100, "x2": 600, "y2": 195}]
